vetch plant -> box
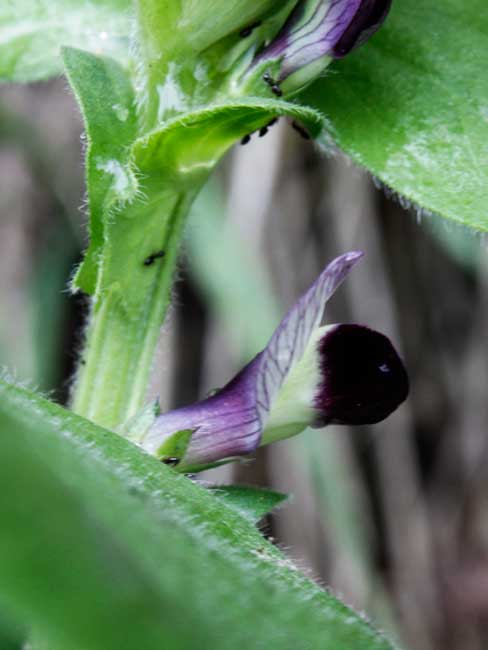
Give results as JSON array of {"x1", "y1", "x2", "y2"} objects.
[{"x1": 0, "y1": 0, "x2": 487, "y2": 648}]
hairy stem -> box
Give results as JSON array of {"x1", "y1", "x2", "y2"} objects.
[{"x1": 71, "y1": 192, "x2": 196, "y2": 429}]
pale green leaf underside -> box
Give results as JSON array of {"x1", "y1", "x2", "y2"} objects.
[
  {"x1": 303, "y1": 0, "x2": 488, "y2": 231},
  {"x1": 0, "y1": 0, "x2": 131, "y2": 82},
  {"x1": 209, "y1": 485, "x2": 288, "y2": 523},
  {"x1": 0, "y1": 378, "x2": 394, "y2": 650},
  {"x1": 132, "y1": 96, "x2": 324, "y2": 178}
]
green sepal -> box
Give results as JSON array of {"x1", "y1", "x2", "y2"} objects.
[{"x1": 155, "y1": 429, "x2": 195, "y2": 464}]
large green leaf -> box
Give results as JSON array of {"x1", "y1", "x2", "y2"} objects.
[
  {"x1": 0, "y1": 0, "x2": 131, "y2": 82},
  {"x1": 0, "y1": 614, "x2": 21, "y2": 650},
  {"x1": 0, "y1": 378, "x2": 394, "y2": 650},
  {"x1": 303, "y1": 0, "x2": 488, "y2": 231}
]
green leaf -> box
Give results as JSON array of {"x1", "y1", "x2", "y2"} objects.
[
  {"x1": 62, "y1": 47, "x2": 138, "y2": 294},
  {"x1": 209, "y1": 485, "x2": 288, "y2": 523},
  {"x1": 0, "y1": 614, "x2": 22, "y2": 650},
  {"x1": 132, "y1": 97, "x2": 324, "y2": 184},
  {"x1": 302, "y1": 0, "x2": 488, "y2": 231},
  {"x1": 0, "y1": 1, "x2": 131, "y2": 82},
  {"x1": 0, "y1": 378, "x2": 394, "y2": 650}
]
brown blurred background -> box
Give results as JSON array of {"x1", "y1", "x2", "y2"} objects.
[{"x1": 1, "y1": 79, "x2": 488, "y2": 650}]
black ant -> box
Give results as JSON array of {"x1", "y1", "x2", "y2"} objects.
[
  {"x1": 263, "y1": 71, "x2": 283, "y2": 97},
  {"x1": 242, "y1": 117, "x2": 279, "y2": 144},
  {"x1": 143, "y1": 250, "x2": 165, "y2": 266}
]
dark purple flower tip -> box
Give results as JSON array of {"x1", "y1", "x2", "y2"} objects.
[
  {"x1": 331, "y1": 0, "x2": 392, "y2": 58},
  {"x1": 313, "y1": 324, "x2": 408, "y2": 426}
]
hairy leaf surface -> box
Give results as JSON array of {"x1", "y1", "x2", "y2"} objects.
[
  {"x1": 303, "y1": 0, "x2": 488, "y2": 231},
  {"x1": 0, "y1": 378, "x2": 394, "y2": 650},
  {"x1": 0, "y1": 0, "x2": 132, "y2": 82}
]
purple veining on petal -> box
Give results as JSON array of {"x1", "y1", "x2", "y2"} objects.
[
  {"x1": 254, "y1": 0, "x2": 392, "y2": 80},
  {"x1": 144, "y1": 252, "x2": 363, "y2": 468},
  {"x1": 143, "y1": 354, "x2": 263, "y2": 467},
  {"x1": 313, "y1": 323, "x2": 409, "y2": 426},
  {"x1": 331, "y1": 0, "x2": 392, "y2": 58},
  {"x1": 254, "y1": 251, "x2": 363, "y2": 425}
]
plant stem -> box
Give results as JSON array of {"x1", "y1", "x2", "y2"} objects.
[{"x1": 71, "y1": 192, "x2": 196, "y2": 430}]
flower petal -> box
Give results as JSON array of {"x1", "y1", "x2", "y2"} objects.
[
  {"x1": 141, "y1": 356, "x2": 262, "y2": 467},
  {"x1": 255, "y1": 0, "x2": 392, "y2": 81},
  {"x1": 313, "y1": 323, "x2": 409, "y2": 425},
  {"x1": 254, "y1": 251, "x2": 363, "y2": 425}
]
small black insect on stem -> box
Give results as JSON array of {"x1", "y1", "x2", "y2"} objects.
[
  {"x1": 291, "y1": 120, "x2": 311, "y2": 140},
  {"x1": 239, "y1": 21, "x2": 262, "y2": 38},
  {"x1": 143, "y1": 250, "x2": 166, "y2": 266},
  {"x1": 259, "y1": 116, "x2": 279, "y2": 138},
  {"x1": 242, "y1": 116, "x2": 280, "y2": 143}
]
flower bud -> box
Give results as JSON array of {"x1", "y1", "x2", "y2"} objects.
[
  {"x1": 140, "y1": 252, "x2": 408, "y2": 471},
  {"x1": 251, "y1": 0, "x2": 392, "y2": 94}
]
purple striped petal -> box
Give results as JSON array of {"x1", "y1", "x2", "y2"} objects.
[
  {"x1": 255, "y1": 0, "x2": 392, "y2": 81},
  {"x1": 141, "y1": 251, "x2": 362, "y2": 469},
  {"x1": 254, "y1": 251, "x2": 363, "y2": 424}
]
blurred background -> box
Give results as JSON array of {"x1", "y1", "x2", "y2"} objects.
[{"x1": 2, "y1": 78, "x2": 488, "y2": 650}]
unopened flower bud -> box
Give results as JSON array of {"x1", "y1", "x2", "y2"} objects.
[{"x1": 251, "y1": 0, "x2": 392, "y2": 94}]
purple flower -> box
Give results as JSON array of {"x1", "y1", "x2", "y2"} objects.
[
  {"x1": 140, "y1": 251, "x2": 408, "y2": 471},
  {"x1": 254, "y1": 0, "x2": 392, "y2": 86}
]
